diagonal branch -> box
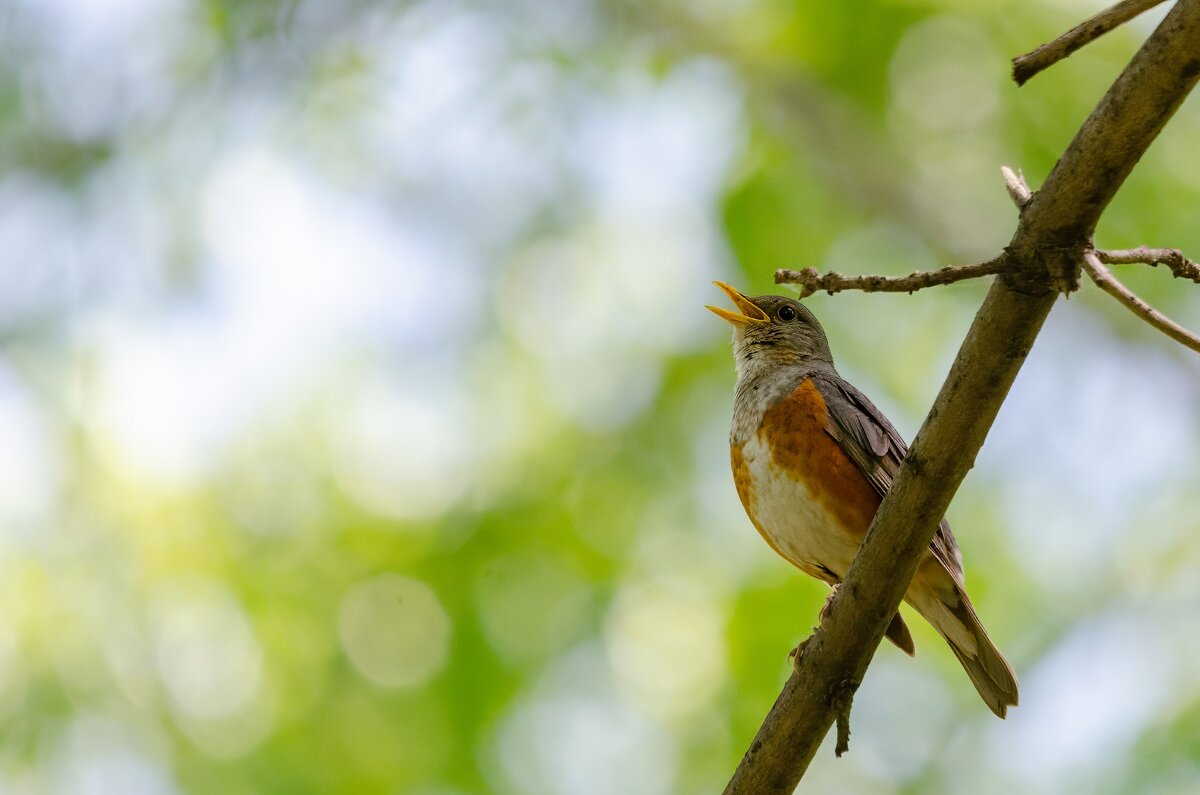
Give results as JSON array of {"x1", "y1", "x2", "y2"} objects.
[
  {"x1": 774, "y1": 258, "x2": 1005, "y2": 297},
  {"x1": 1083, "y1": 251, "x2": 1200, "y2": 352},
  {"x1": 1012, "y1": 0, "x2": 1169, "y2": 85},
  {"x1": 725, "y1": 2, "x2": 1200, "y2": 791}
]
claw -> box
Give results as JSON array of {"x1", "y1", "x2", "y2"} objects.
[
  {"x1": 787, "y1": 585, "x2": 845, "y2": 672},
  {"x1": 818, "y1": 583, "x2": 840, "y2": 626},
  {"x1": 788, "y1": 637, "x2": 813, "y2": 671}
]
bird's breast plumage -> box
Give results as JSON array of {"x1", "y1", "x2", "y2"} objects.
[{"x1": 731, "y1": 378, "x2": 882, "y2": 582}]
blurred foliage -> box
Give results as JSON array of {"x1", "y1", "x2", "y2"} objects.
[{"x1": 2, "y1": 0, "x2": 1200, "y2": 793}]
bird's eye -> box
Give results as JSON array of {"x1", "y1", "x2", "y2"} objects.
[{"x1": 778, "y1": 305, "x2": 797, "y2": 321}]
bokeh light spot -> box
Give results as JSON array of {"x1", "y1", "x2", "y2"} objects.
[
  {"x1": 889, "y1": 16, "x2": 1002, "y2": 134},
  {"x1": 339, "y1": 574, "x2": 451, "y2": 688},
  {"x1": 604, "y1": 582, "x2": 725, "y2": 716},
  {"x1": 328, "y1": 378, "x2": 472, "y2": 521},
  {"x1": 154, "y1": 584, "x2": 264, "y2": 721},
  {"x1": 0, "y1": 368, "x2": 61, "y2": 531},
  {"x1": 496, "y1": 646, "x2": 679, "y2": 795},
  {"x1": 476, "y1": 551, "x2": 591, "y2": 660}
]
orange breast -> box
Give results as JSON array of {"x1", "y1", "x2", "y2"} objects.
[{"x1": 757, "y1": 378, "x2": 880, "y2": 538}]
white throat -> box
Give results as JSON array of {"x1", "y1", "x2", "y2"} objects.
[{"x1": 728, "y1": 333, "x2": 807, "y2": 445}]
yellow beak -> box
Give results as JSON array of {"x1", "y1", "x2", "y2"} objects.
[{"x1": 706, "y1": 281, "x2": 770, "y2": 325}]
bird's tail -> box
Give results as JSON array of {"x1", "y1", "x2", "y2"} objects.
[
  {"x1": 885, "y1": 611, "x2": 915, "y2": 656},
  {"x1": 909, "y1": 580, "x2": 1019, "y2": 719}
]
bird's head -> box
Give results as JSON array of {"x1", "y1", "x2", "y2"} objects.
[{"x1": 706, "y1": 281, "x2": 833, "y2": 375}]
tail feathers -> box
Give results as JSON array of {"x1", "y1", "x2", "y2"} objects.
[
  {"x1": 885, "y1": 611, "x2": 915, "y2": 656},
  {"x1": 946, "y1": 591, "x2": 1019, "y2": 718},
  {"x1": 946, "y1": 624, "x2": 1019, "y2": 718},
  {"x1": 912, "y1": 584, "x2": 1019, "y2": 719}
]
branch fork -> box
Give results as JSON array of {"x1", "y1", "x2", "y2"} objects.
[{"x1": 1083, "y1": 250, "x2": 1200, "y2": 352}]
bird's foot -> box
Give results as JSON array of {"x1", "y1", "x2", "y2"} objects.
[
  {"x1": 788, "y1": 636, "x2": 814, "y2": 671},
  {"x1": 787, "y1": 585, "x2": 841, "y2": 671},
  {"x1": 818, "y1": 583, "x2": 839, "y2": 626}
]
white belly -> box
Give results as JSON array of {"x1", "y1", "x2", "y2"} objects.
[{"x1": 741, "y1": 433, "x2": 861, "y2": 579}]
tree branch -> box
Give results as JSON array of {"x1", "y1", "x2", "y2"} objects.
[
  {"x1": 1098, "y1": 246, "x2": 1200, "y2": 282},
  {"x1": 725, "y1": 2, "x2": 1200, "y2": 791},
  {"x1": 1083, "y1": 251, "x2": 1200, "y2": 352},
  {"x1": 1012, "y1": 0, "x2": 1169, "y2": 85},
  {"x1": 774, "y1": 258, "x2": 1005, "y2": 297}
]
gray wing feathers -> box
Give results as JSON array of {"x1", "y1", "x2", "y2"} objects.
[{"x1": 811, "y1": 372, "x2": 965, "y2": 583}]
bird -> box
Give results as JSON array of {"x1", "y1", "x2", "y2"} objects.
[{"x1": 707, "y1": 281, "x2": 1019, "y2": 718}]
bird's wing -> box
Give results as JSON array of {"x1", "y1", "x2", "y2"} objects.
[{"x1": 811, "y1": 372, "x2": 964, "y2": 582}]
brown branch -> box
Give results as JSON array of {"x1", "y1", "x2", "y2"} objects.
[
  {"x1": 725, "y1": 2, "x2": 1200, "y2": 791},
  {"x1": 1098, "y1": 246, "x2": 1200, "y2": 282},
  {"x1": 1083, "y1": 251, "x2": 1200, "y2": 352},
  {"x1": 1012, "y1": 0, "x2": 1169, "y2": 85},
  {"x1": 775, "y1": 258, "x2": 1005, "y2": 297}
]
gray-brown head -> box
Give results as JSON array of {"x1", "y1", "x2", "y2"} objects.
[{"x1": 706, "y1": 281, "x2": 833, "y2": 378}]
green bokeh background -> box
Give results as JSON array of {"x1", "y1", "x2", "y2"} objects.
[{"x1": 3, "y1": 1, "x2": 1200, "y2": 793}]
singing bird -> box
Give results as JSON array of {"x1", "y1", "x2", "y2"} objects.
[{"x1": 708, "y1": 281, "x2": 1018, "y2": 718}]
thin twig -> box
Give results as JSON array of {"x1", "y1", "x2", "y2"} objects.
[
  {"x1": 1012, "y1": 0, "x2": 1169, "y2": 85},
  {"x1": 775, "y1": 258, "x2": 1005, "y2": 298},
  {"x1": 1083, "y1": 251, "x2": 1200, "y2": 353},
  {"x1": 1002, "y1": 165, "x2": 1033, "y2": 208},
  {"x1": 1098, "y1": 247, "x2": 1200, "y2": 282}
]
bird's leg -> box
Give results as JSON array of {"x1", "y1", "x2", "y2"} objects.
[
  {"x1": 788, "y1": 584, "x2": 840, "y2": 670},
  {"x1": 817, "y1": 582, "x2": 839, "y2": 626}
]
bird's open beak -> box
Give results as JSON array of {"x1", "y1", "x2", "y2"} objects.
[{"x1": 706, "y1": 281, "x2": 770, "y2": 325}]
